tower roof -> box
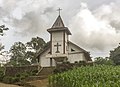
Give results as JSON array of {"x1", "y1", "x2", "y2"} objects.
[
  {"x1": 52, "y1": 15, "x2": 65, "y2": 28},
  {"x1": 47, "y1": 15, "x2": 71, "y2": 35}
]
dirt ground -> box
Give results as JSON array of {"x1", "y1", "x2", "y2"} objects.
[
  {"x1": 0, "y1": 83, "x2": 22, "y2": 87},
  {"x1": 28, "y1": 79, "x2": 48, "y2": 87},
  {"x1": 0, "y1": 79, "x2": 48, "y2": 87}
]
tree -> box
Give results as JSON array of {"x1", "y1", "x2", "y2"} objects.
[
  {"x1": 109, "y1": 44, "x2": 120, "y2": 65},
  {"x1": 8, "y1": 42, "x2": 30, "y2": 66},
  {"x1": 0, "y1": 25, "x2": 9, "y2": 36},
  {"x1": 94, "y1": 57, "x2": 114, "y2": 65},
  {"x1": 6, "y1": 37, "x2": 46, "y2": 66},
  {"x1": 0, "y1": 25, "x2": 9, "y2": 65},
  {"x1": 25, "y1": 51, "x2": 36, "y2": 64},
  {"x1": 26, "y1": 37, "x2": 46, "y2": 64},
  {"x1": 26, "y1": 37, "x2": 46, "y2": 51},
  {"x1": 0, "y1": 25, "x2": 8, "y2": 51},
  {"x1": 0, "y1": 43, "x2": 5, "y2": 66}
]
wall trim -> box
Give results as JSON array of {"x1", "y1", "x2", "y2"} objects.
[
  {"x1": 63, "y1": 31, "x2": 65, "y2": 54},
  {"x1": 50, "y1": 33, "x2": 52, "y2": 54}
]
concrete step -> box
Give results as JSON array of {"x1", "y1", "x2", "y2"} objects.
[{"x1": 38, "y1": 67, "x2": 55, "y2": 76}]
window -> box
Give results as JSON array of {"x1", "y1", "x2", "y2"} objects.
[{"x1": 71, "y1": 48, "x2": 75, "y2": 52}]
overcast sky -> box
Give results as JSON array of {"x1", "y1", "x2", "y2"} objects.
[{"x1": 0, "y1": 0, "x2": 120, "y2": 58}]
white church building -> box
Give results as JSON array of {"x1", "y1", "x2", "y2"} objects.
[{"x1": 37, "y1": 14, "x2": 92, "y2": 67}]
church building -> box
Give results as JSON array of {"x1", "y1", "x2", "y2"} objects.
[{"x1": 37, "y1": 14, "x2": 92, "y2": 67}]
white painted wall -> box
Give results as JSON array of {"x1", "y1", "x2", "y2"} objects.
[
  {"x1": 52, "y1": 31, "x2": 64, "y2": 54},
  {"x1": 68, "y1": 42, "x2": 86, "y2": 63},
  {"x1": 68, "y1": 53, "x2": 86, "y2": 63},
  {"x1": 39, "y1": 42, "x2": 87, "y2": 67}
]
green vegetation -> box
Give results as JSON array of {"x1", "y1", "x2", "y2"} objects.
[
  {"x1": 53, "y1": 61, "x2": 90, "y2": 74},
  {"x1": 0, "y1": 25, "x2": 9, "y2": 36},
  {"x1": 2, "y1": 72, "x2": 29, "y2": 84},
  {"x1": 0, "y1": 25, "x2": 9, "y2": 55},
  {"x1": 0, "y1": 36, "x2": 46, "y2": 85},
  {"x1": 5, "y1": 36, "x2": 46, "y2": 66},
  {"x1": 0, "y1": 67, "x2": 4, "y2": 81},
  {"x1": 0, "y1": 65, "x2": 38, "y2": 84},
  {"x1": 110, "y1": 45, "x2": 120, "y2": 65},
  {"x1": 26, "y1": 37, "x2": 46, "y2": 64},
  {"x1": 9, "y1": 42, "x2": 29, "y2": 66},
  {"x1": 94, "y1": 57, "x2": 114, "y2": 65},
  {"x1": 49, "y1": 65, "x2": 120, "y2": 87}
]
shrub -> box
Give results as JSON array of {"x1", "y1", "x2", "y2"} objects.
[
  {"x1": 21, "y1": 72, "x2": 29, "y2": 78},
  {"x1": 15, "y1": 72, "x2": 29, "y2": 81},
  {"x1": 74, "y1": 61, "x2": 78, "y2": 64},
  {"x1": 0, "y1": 70, "x2": 4, "y2": 81},
  {"x1": 2, "y1": 76, "x2": 15, "y2": 84},
  {"x1": 31, "y1": 70, "x2": 38, "y2": 75},
  {"x1": 14, "y1": 77, "x2": 20, "y2": 82},
  {"x1": 79, "y1": 61, "x2": 86, "y2": 66},
  {"x1": 16, "y1": 73, "x2": 21, "y2": 78},
  {"x1": 54, "y1": 62, "x2": 73, "y2": 74}
]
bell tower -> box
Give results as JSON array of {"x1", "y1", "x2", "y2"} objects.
[{"x1": 47, "y1": 12, "x2": 71, "y2": 62}]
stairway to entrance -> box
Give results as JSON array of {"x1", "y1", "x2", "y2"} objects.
[
  {"x1": 35, "y1": 67, "x2": 55, "y2": 79},
  {"x1": 26, "y1": 67, "x2": 55, "y2": 81}
]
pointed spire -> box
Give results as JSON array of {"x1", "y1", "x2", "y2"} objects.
[
  {"x1": 47, "y1": 9, "x2": 72, "y2": 35},
  {"x1": 52, "y1": 15, "x2": 65, "y2": 28}
]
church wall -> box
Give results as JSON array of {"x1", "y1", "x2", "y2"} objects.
[
  {"x1": 68, "y1": 53, "x2": 86, "y2": 63},
  {"x1": 52, "y1": 31, "x2": 64, "y2": 54},
  {"x1": 67, "y1": 42, "x2": 86, "y2": 63},
  {"x1": 40, "y1": 49, "x2": 56, "y2": 67}
]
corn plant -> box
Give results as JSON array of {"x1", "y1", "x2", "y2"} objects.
[{"x1": 49, "y1": 65, "x2": 120, "y2": 87}]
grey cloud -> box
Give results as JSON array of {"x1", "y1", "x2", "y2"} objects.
[
  {"x1": 0, "y1": 0, "x2": 18, "y2": 18},
  {"x1": 43, "y1": 6, "x2": 55, "y2": 14},
  {"x1": 11, "y1": 11, "x2": 47, "y2": 36},
  {"x1": 69, "y1": 2, "x2": 120, "y2": 55},
  {"x1": 1, "y1": 0, "x2": 120, "y2": 57},
  {"x1": 110, "y1": 20, "x2": 120, "y2": 31}
]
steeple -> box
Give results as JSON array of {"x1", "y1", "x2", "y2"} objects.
[
  {"x1": 52, "y1": 8, "x2": 64, "y2": 28},
  {"x1": 52, "y1": 15, "x2": 65, "y2": 28},
  {"x1": 47, "y1": 15, "x2": 71, "y2": 35},
  {"x1": 47, "y1": 11, "x2": 72, "y2": 60}
]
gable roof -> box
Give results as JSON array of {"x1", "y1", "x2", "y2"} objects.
[
  {"x1": 68, "y1": 41, "x2": 87, "y2": 52},
  {"x1": 36, "y1": 41, "x2": 92, "y2": 61}
]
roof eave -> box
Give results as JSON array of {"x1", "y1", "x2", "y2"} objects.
[{"x1": 47, "y1": 27, "x2": 72, "y2": 35}]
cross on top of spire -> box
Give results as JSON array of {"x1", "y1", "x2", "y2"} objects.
[{"x1": 57, "y1": 8, "x2": 62, "y2": 15}]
